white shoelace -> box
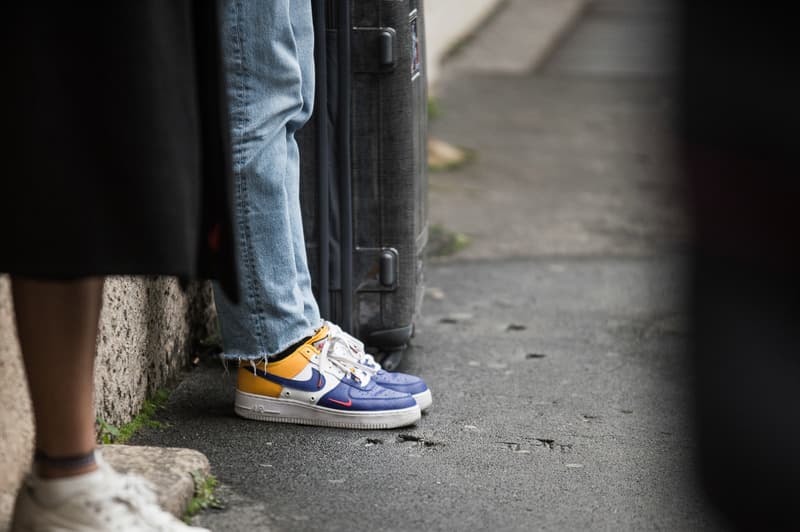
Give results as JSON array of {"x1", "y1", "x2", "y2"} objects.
[
  {"x1": 316, "y1": 329, "x2": 373, "y2": 387},
  {"x1": 323, "y1": 322, "x2": 383, "y2": 376}
]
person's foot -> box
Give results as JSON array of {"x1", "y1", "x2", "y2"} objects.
[
  {"x1": 322, "y1": 322, "x2": 433, "y2": 411},
  {"x1": 235, "y1": 328, "x2": 421, "y2": 429},
  {"x1": 11, "y1": 453, "x2": 209, "y2": 532}
]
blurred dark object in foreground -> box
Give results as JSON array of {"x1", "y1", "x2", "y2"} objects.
[{"x1": 681, "y1": 2, "x2": 800, "y2": 529}]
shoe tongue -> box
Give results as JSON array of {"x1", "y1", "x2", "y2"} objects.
[
  {"x1": 314, "y1": 336, "x2": 356, "y2": 361},
  {"x1": 331, "y1": 343, "x2": 373, "y2": 385}
]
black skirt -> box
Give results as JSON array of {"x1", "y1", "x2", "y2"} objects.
[{"x1": 0, "y1": 2, "x2": 238, "y2": 300}]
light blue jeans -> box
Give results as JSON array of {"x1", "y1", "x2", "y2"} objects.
[{"x1": 213, "y1": 0, "x2": 321, "y2": 359}]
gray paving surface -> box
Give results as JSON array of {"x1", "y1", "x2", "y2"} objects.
[
  {"x1": 134, "y1": 255, "x2": 716, "y2": 531},
  {"x1": 133, "y1": 1, "x2": 726, "y2": 530},
  {"x1": 540, "y1": 0, "x2": 676, "y2": 77},
  {"x1": 444, "y1": 0, "x2": 586, "y2": 75}
]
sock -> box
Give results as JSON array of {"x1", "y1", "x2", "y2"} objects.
[
  {"x1": 31, "y1": 451, "x2": 104, "y2": 507},
  {"x1": 34, "y1": 449, "x2": 97, "y2": 470},
  {"x1": 268, "y1": 335, "x2": 311, "y2": 362}
]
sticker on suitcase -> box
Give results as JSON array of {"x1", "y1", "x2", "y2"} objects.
[{"x1": 410, "y1": 12, "x2": 421, "y2": 80}]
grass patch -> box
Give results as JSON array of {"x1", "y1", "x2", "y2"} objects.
[
  {"x1": 428, "y1": 224, "x2": 471, "y2": 258},
  {"x1": 184, "y1": 471, "x2": 225, "y2": 523},
  {"x1": 427, "y1": 96, "x2": 443, "y2": 121},
  {"x1": 96, "y1": 388, "x2": 170, "y2": 444},
  {"x1": 96, "y1": 418, "x2": 120, "y2": 445},
  {"x1": 199, "y1": 323, "x2": 223, "y2": 353}
]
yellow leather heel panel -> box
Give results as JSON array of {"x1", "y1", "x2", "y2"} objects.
[
  {"x1": 237, "y1": 367, "x2": 281, "y2": 397},
  {"x1": 268, "y1": 349, "x2": 315, "y2": 378}
]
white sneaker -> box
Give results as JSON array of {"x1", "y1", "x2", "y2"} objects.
[
  {"x1": 11, "y1": 453, "x2": 210, "y2": 532},
  {"x1": 235, "y1": 325, "x2": 420, "y2": 429}
]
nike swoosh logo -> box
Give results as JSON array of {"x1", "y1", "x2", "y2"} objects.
[
  {"x1": 254, "y1": 368, "x2": 325, "y2": 392},
  {"x1": 328, "y1": 398, "x2": 352, "y2": 407}
]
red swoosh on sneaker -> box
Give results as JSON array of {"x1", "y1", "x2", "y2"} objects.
[{"x1": 328, "y1": 398, "x2": 352, "y2": 407}]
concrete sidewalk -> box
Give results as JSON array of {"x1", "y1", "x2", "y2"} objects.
[
  {"x1": 0, "y1": 0, "x2": 584, "y2": 530},
  {"x1": 131, "y1": 1, "x2": 723, "y2": 530},
  {"x1": 5, "y1": 2, "x2": 714, "y2": 530},
  {"x1": 426, "y1": 0, "x2": 586, "y2": 89},
  {"x1": 424, "y1": 0, "x2": 505, "y2": 88}
]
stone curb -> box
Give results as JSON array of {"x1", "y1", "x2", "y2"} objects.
[
  {"x1": 102, "y1": 444, "x2": 210, "y2": 519},
  {"x1": 0, "y1": 445, "x2": 209, "y2": 531},
  {"x1": 442, "y1": 0, "x2": 589, "y2": 77},
  {"x1": 426, "y1": 0, "x2": 507, "y2": 89}
]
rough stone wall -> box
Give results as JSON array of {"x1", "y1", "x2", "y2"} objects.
[
  {"x1": 94, "y1": 277, "x2": 216, "y2": 426},
  {"x1": 0, "y1": 275, "x2": 216, "y2": 521},
  {"x1": 0, "y1": 276, "x2": 33, "y2": 527}
]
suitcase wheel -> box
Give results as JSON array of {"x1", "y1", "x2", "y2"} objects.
[{"x1": 375, "y1": 348, "x2": 405, "y2": 371}]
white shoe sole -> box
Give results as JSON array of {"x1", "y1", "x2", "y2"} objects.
[
  {"x1": 413, "y1": 389, "x2": 433, "y2": 411},
  {"x1": 235, "y1": 390, "x2": 421, "y2": 429}
]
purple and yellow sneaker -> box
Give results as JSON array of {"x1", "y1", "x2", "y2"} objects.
[
  {"x1": 235, "y1": 327, "x2": 420, "y2": 429},
  {"x1": 320, "y1": 322, "x2": 433, "y2": 411}
]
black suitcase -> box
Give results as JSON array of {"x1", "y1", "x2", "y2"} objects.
[{"x1": 298, "y1": 0, "x2": 428, "y2": 367}]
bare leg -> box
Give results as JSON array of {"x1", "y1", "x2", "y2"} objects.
[{"x1": 11, "y1": 277, "x2": 104, "y2": 479}]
